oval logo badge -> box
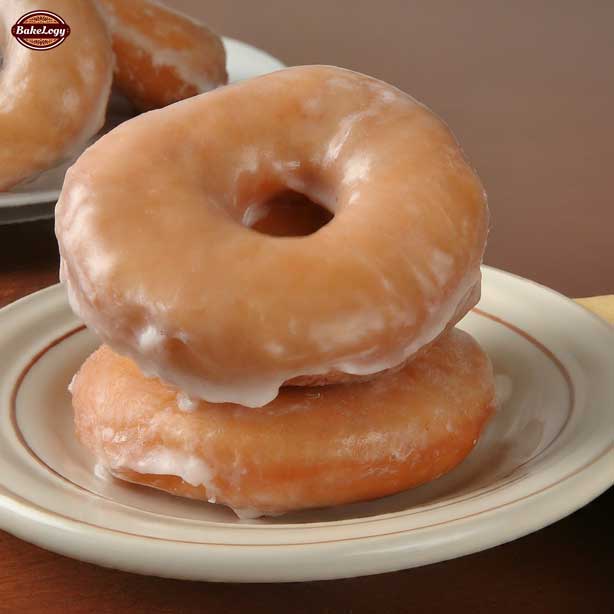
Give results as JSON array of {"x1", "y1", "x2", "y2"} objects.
[{"x1": 11, "y1": 10, "x2": 71, "y2": 51}]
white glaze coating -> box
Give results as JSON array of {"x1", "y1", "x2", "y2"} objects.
[
  {"x1": 176, "y1": 392, "x2": 198, "y2": 412},
  {"x1": 94, "y1": 462, "x2": 111, "y2": 481},
  {"x1": 114, "y1": 447, "x2": 215, "y2": 490},
  {"x1": 495, "y1": 373, "x2": 514, "y2": 406}
]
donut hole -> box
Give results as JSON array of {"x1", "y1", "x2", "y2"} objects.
[{"x1": 244, "y1": 190, "x2": 334, "y2": 237}]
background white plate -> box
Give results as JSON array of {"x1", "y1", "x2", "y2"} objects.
[
  {"x1": 0, "y1": 37, "x2": 286, "y2": 223},
  {"x1": 0, "y1": 267, "x2": 612, "y2": 582}
]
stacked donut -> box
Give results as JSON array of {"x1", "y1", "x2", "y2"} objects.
[
  {"x1": 56, "y1": 65, "x2": 495, "y2": 518},
  {"x1": 0, "y1": 0, "x2": 226, "y2": 191}
]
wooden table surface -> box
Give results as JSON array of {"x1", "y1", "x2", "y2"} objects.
[{"x1": 1, "y1": 223, "x2": 613, "y2": 613}]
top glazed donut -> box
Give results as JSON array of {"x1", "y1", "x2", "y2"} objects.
[
  {"x1": 56, "y1": 65, "x2": 489, "y2": 407},
  {"x1": 0, "y1": 0, "x2": 112, "y2": 190}
]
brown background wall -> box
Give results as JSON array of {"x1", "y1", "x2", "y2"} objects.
[{"x1": 171, "y1": 0, "x2": 613, "y2": 297}]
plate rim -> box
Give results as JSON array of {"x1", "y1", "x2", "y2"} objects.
[
  {"x1": 5, "y1": 308, "x2": 578, "y2": 532},
  {"x1": 0, "y1": 450, "x2": 610, "y2": 582},
  {"x1": 0, "y1": 266, "x2": 612, "y2": 581}
]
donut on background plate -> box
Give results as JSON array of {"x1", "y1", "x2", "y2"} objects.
[
  {"x1": 98, "y1": 0, "x2": 227, "y2": 111},
  {"x1": 0, "y1": 0, "x2": 112, "y2": 190}
]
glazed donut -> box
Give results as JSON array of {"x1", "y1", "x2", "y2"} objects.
[
  {"x1": 0, "y1": 0, "x2": 112, "y2": 191},
  {"x1": 56, "y1": 65, "x2": 488, "y2": 407},
  {"x1": 98, "y1": 0, "x2": 227, "y2": 111},
  {"x1": 72, "y1": 328, "x2": 495, "y2": 518}
]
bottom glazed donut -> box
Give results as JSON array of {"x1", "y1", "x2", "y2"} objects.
[{"x1": 71, "y1": 328, "x2": 495, "y2": 518}]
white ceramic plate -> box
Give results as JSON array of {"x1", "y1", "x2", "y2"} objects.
[
  {"x1": 0, "y1": 37, "x2": 285, "y2": 223},
  {"x1": 0, "y1": 266, "x2": 612, "y2": 582}
]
